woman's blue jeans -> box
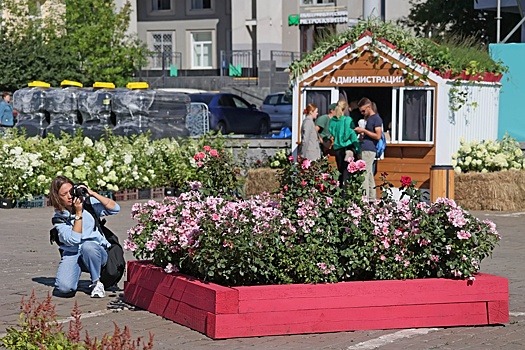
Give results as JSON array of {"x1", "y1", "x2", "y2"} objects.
[{"x1": 54, "y1": 241, "x2": 108, "y2": 294}]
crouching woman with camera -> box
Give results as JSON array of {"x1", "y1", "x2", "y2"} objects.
[{"x1": 48, "y1": 175, "x2": 120, "y2": 298}]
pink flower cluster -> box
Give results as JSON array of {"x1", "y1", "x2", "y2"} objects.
[
  {"x1": 125, "y1": 192, "x2": 287, "y2": 264},
  {"x1": 193, "y1": 145, "x2": 220, "y2": 167},
  {"x1": 316, "y1": 262, "x2": 336, "y2": 275},
  {"x1": 347, "y1": 158, "x2": 366, "y2": 173}
]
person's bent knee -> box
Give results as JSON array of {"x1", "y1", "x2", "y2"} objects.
[
  {"x1": 54, "y1": 280, "x2": 77, "y2": 296},
  {"x1": 81, "y1": 241, "x2": 100, "y2": 256}
]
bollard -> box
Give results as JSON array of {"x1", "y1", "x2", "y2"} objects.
[{"x1": 430, "y1": 165, "x2": 455, "y2": 202}]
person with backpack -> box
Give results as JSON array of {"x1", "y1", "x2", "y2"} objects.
[
  {"x1": 354, "y1": 97, "x2": 383, "y2": 201},
  {"x1": 48, "y1": 176, "x2": 120, "y2": 298}
]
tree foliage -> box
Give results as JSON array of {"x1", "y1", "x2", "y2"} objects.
[
  {"x1": 400, "y1": 0, "x2": 521, "y2": 44},
  {"x1": 400, "y1": 0, "x2": 488, "y2": 40},
  {"x1": 0, "y1": 0, "x2": 147, "y2": 91}
]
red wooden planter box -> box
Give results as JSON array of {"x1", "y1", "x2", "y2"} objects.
[{"x1": 123, "y1": 260, "x2": 509, "y2": 339}]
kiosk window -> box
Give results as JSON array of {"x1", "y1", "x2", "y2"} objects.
[
  {"x1": 393, "y1": 88, "x2": 433, "y2": 143},
  {"x1": 305, "y1": 90, "x2": 331, "y2": 116}
]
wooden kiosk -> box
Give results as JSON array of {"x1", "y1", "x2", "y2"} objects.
[{"x1": 291, "y1": 32, "x2": 501, "y2": 199}]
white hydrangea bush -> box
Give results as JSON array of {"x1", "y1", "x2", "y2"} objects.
[
  {"x1": 0, "y1": 129, "x2": 228, "y2": 200},
  {"x1": 452, "y1": 134, "x2": 524, "y2": 173}
]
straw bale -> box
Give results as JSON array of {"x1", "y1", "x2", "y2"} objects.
[
  {"x1": 244, "y1": 168, "x2": 281, "y2": 196},
  {"x1": 455, "y1": 170, "x2": 525, "y2": 211}
]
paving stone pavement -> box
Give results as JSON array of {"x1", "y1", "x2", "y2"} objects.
[{"x1": 0, "y1": 202, "x2": 523, "y2": 349}]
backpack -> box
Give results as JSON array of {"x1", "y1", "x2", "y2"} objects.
[
  {"x1": 50, "y1": 200, "x2": 126, "y2": 289},
  {"x1": 83, "y1": 201, "x2": 126, "y2": 288},
  {"x1": 376, "y1": 130, "x2": 387, "y2": 160}
]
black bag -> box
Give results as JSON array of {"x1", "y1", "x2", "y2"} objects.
[
  {"x1": 50, "y1": 200, "x2": 126, "y2": 288},
  {"x1": 97, "y1": 222, "x2": 125, "y2": 288},
  {"x1": 83, "y1": 201, "x2": 126, "y2": 288}
]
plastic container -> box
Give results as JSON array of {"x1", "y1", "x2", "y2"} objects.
[
  {"x1": 112, "y1": 82, "x2": 190, "y2": 139},
  {"x1": 45, "y1": 80, "x2": 84, "y2": 137},
  {"x1": 12, "y1": 81, "x2": 51, "y2": 137},
  {"x1": 78, "y1": 82, "x2": 116, "y2": 139}
]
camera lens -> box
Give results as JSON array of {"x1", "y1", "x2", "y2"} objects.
[{"x1": 69, "y1": 185, "x2": 88, "y2": 200}]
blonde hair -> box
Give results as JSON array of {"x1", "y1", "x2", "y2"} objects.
[{"x1": 334, "y1": 100, "x2": 347, "y2": 117}]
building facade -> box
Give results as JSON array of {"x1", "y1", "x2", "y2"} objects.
[
  {"x1": 135, "y1": 0, "x2": 412, "y2": 75},
  {"x1": 136, "y1": 0, "x2": 232, "y2": 74}
]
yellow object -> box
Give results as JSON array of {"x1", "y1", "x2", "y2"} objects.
[
  {"x1": 126, "y1": 82, "x2": 149, "y2": 89},
  {"x1": 60, "y1": 80, "x2": 83, "y2": 88},
  {"x1": 93, "y1": 82, "x2": 115, "y2": 89},
  {"x1": 27, "y1": 81, "x2": 51, "y2": 88}
]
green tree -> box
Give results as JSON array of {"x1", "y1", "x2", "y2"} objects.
[
  {"x1": 63, "y1": 0, "x2": 148, "y2": 86},
  {"x1": 0, "y1": 0, "x2": 147, "y2": 91},
  {"x1": 399, "y1": 0, "x2": 522, "y2": 44},
  {"x1": 400, "y1": 0, "x2": 489, "y2": 40}
]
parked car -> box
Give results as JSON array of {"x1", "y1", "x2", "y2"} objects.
[
  {"x1": 261, "y1": 92, "x2": 292, "y2": 130},
  {"x1": 188, "y1": 92, "x2": 271, "y2": 135}
]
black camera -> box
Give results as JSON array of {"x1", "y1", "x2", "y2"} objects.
[{"x1": 70, "y1": 184, "x2": 89, "y2": 202}]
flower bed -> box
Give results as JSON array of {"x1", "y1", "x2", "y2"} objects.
[
  {"x1": 0, "y1": 130, "x2": 233, "y2": 201},
  {"x1": 124, "y1": 260, "x2": 509, "y2": 339},
  {"x1": 122, "y1": 149, "x2": 507, "y2": 338}
]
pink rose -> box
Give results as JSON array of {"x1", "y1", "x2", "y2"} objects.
[{"x1": 193, "y1": 152, "x2": 206, "y2": 161}]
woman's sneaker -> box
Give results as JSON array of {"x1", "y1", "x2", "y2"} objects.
[{"x1": 90, "y1": 281, "x2": 105, "y2": 298}]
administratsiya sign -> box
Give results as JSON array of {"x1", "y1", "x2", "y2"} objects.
[{"x1": 330, "y1": 75, "x2": 405, "y2": 85}]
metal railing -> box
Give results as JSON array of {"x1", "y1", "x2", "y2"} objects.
[
  {"x1": 137, "y1": 51, "x2": 184, "y2": 87},
  {"x1": 142, "y1": 51, "x2": 183, "y2": 71},
  {"x1": 220, "y1": 50, "x2": 260, "y2": 78},
  {"x1": 187, "y1": 102, "x2": 210, "y2": 136},
  {"x1": 270, "y1": 50, "x2": 302, "y2": 69}
]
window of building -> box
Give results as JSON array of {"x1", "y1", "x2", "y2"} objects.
[
  {"x1": 191, "y1": 32, "x2": 213, "y2": 69},
  {"x1": 152, "y1": 0, "x2": 171, "y2": 11},
  {"x1": 149, "y1": 32, "x2": 174, "y2": 69},
  {"x1": 301, "y1": 0, "x2": 335, "y2": 5},
  {"x1": 191, "y1": 0, "x2": 212, "y2": 10},
  {"x1": 186, "y1": 0, "x2": 214, "y2": 14}
]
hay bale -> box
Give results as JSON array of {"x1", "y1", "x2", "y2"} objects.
[
  {"x1": 244, "y1": 168, "x2": 280, "y2": 196},
  {"x1": 455, "y1": 170, "x2": 525, "y2": 211}
]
